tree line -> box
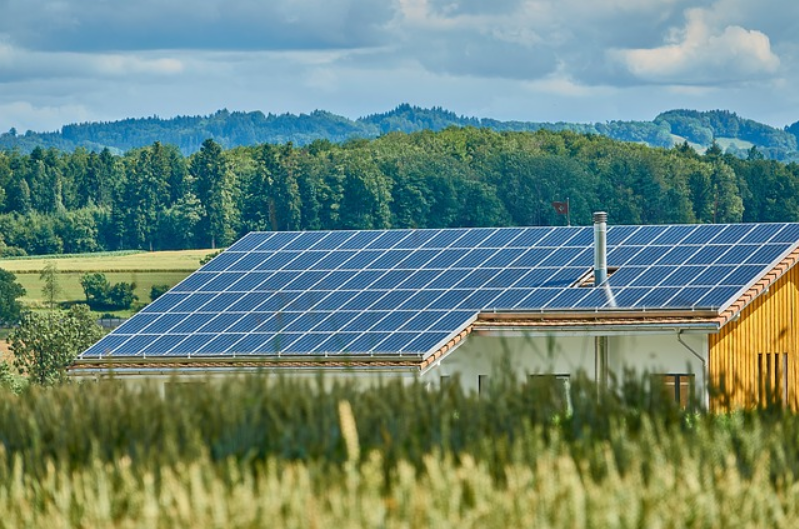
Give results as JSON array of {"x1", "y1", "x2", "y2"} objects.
[
  {"x1": 1, "y1": 127, "x2": 799, "y2": 257},
  {"x1": 3, "y1": 105, "x2": 798, "y2": 159}
]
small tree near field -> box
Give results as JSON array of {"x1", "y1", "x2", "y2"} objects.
[
  {"x1": 40, "y1": 261, "x2": 61, "y2": 311},
  {"x1": 0, "y1": 268, "x2": 26, "y2": 324},
  {"x1": 11, "y1": 305, "x2": 103, "y2": 386}
]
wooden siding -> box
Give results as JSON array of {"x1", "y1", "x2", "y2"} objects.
[{"x1": 709, "y1": 264, "x2": 799, "y2": 410}]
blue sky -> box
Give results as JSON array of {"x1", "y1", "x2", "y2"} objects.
[{"x1": 1, "y1": 0, "x2": 797, "y2": 133}]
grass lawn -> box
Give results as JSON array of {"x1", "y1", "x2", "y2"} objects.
[{"x1": 0, "y1": 249, "x2": 213, "y2": 317}]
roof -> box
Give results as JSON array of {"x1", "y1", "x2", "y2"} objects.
[{"x1": 76, "y1": 223, "x2": 799, "y2": 369}]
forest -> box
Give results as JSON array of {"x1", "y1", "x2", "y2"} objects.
[{"x1": 1, "y1": 126, "x2": 799, "y2": 257}]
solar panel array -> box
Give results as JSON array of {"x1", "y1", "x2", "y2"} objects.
[{"x1": 81, "y1": 223, "x2": 799, "y2": 360}]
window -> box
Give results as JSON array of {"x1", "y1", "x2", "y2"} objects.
[
  {"x1": 758, "y1": 352, "x2": 788, "y2": 406},
  {"x1": 653, "y1": 374, "x2": 694, "y2": 409},
  {"x1": 529, "y1": 374, "x2": 571, "y2": 413},
  {"x1": 478, "y1": 375, "x2": 490, "y2": 395}
]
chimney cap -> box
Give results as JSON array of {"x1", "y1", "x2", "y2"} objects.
[{"x1": 593, "y1": 211, "x2": 607, "y2": 224}]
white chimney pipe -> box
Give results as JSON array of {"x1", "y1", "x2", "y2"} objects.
[{"x1": 593, "y1": 211, "x2": 608, "y2": 286}]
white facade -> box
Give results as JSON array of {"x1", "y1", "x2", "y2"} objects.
[{"x1": 424, "y1": 330, "x2": 709, "y2": 402}]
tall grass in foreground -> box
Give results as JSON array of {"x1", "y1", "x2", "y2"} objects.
[{"x1": 0, "y1": 372, "x2": 798, "y2": 526}]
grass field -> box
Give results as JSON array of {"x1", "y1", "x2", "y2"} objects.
[
  {"x1": 0, "y1": 249, "x2": 211, "y2": 315},
  {"x1": 716, "y1": 136, "x2": 756, "y2": 152},
  {"x1": 0, "y1": 374, "x2": 798, "y2": 526}
]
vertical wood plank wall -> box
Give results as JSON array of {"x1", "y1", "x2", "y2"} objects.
[{"x1": 709, "y1": 264, "x2": 799, "y2": 410}]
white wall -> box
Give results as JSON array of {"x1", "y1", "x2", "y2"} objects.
[
  {"x1": 425, "y1": 330, "x2": 709, "y2": 401},
  {"x1": 72, "y1": 331, "x2": 709, "y2": 402}
]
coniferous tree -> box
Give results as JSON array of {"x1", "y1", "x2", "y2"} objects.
[{"x1": 191, "y1": 139, "x2": 238, "y2": 248}]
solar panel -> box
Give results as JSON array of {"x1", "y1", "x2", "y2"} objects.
[
  {"x1": 81, "y1": 223, "x2": 799, "y2": 360},
  {"x1": 226, "y1": 232, "x2": 271, "y2": 252},
  {"x1": 228, "y1": 312, "x2": 271, "y2": 333},
  {"x1": 449, "y1": 229, "x2": 492, "y2": 248},
  {"x1": 478, "y1": 228, "x2": 525, "y2": 248},
  {"x1": 145, "y1": 313, "x2": 188, "y2": 333},
  {"x1": 740, "y1": 224, "x2": 783, "y2": 244},
  {"x1": 606, "y1": 225, "x2": 639, "y2": 245},
  {"x1": 650, "y1": 225, "x2": 696, "y2": 245},
  {"x1": 142, "y1": 334, "x2": 186, "y2": 355}
]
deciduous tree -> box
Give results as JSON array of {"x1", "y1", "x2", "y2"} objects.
[
  {"x1": 11, "y1": 305, "x2": 103, "y2": 386},
  {"x1": 40, "y1": 261, "x2": 61, "y2": 311}
]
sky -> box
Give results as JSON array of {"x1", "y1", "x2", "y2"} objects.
[{"x1": 1, "y1": 0, "x2": 798, "y2": 133}]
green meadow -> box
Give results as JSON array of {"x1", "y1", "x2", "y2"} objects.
[{"x1": 0, "y1": 249, "x2": 210, "y2": 315}]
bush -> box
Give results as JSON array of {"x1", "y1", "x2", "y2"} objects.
[
  {"x1": 0, "y1": 361, "x2": 26, "y2": 394},
  {"x1": 150, "y1": 284, "x2": 170, "y2": 301},
  {"x1": 200, "y1": 250, "x2": 223, "y2": 265}
]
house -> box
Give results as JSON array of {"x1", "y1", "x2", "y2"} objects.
[{"x1": 72, "y1": 214, "x2": 799, "y2": 410}]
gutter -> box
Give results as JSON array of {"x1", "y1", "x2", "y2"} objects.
[
  {"x1": 472, "y1": 322, "x2": 719, "y2": 336},
  {"x1": 479, "y1": 309, "x2": 721, "y2": 321}
]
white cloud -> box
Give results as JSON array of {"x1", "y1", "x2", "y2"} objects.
[
  {"x1": 0, "y1": 101, "x2": 92, "y2": 133},
  {"x1": 1, "y1": 0, "x2": 799, "y2": 133},
  {"x1": 0, "y1": 42, "x2": 185, "y2": 82},
  {"x1": 612, "y1": 7, "x2": 781, "y2": 85}
]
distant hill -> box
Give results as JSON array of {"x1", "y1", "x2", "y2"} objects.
[{"x1": 2, "y1": 104, "x2": 798, "y2": 160}]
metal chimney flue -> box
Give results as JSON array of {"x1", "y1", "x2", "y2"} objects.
[{"x1": 593, "y1": 212, "x2": 608, "y2": 286}]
